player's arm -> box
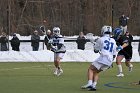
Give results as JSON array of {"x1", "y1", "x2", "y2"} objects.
[
  {"x1": 121, "y1": 38, "x2": 129, "y2": 48},
  {"x1": 121, "y1": 42, "x2": 129, "y2": 48},
  {"x1": 48, "y1": 38, "x2": 57, "y2": 52},
  {"x1": 116, "y1": 40, "x2": 129, "y2": 51}
]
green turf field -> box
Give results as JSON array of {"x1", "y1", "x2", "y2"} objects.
[{"x1": 0, "y1": 62, "x2": 139, "y2": 93}]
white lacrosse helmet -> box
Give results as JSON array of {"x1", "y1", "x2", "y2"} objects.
[
  {"x1": 53, "y1": 27, "x2": 60, "y2": 35},
  {"x1": 101, "y1": 26, "x2": 112, "y2": 35}
]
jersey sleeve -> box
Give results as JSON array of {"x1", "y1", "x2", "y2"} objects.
[
  {"x1": 112, "y1": 39, "x2": 117, "y2": 56},
  {"x1": 56, "y1": 36, "x2": 66, "y2": 53},
  {"x1": 58, "y1": 37, "x2": 65, "y2": 44}
]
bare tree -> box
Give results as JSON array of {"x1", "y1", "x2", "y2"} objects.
[{"x1": 0, "y1": 0, "x2": 139, "y2": 35}]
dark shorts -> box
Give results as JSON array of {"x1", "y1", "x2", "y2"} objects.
[{"x1": 117, "y1": 48, "x2": 132, "y2": 61}]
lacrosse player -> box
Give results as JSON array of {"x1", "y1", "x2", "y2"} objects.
[
  {"x1": 113, "y1": 28, "x2": 133, "y2": 77},
  {"x1": 81, "y1": 26, "x2": 117, "y2": 91},
  {"x1": 48, "y1": 27, "x2": 66, "y2": 76}
]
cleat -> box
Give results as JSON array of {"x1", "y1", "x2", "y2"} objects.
[
  {"x1": 128, "y1": 67, "x2": 133, "y2": 72},
  {"x1": 54, "y1": 68, "x2": 58, "y2": 75},
  {"x1": 57, "y1": 69, "x2": 63, "y2": 76},
  {"x1": 81, "y1": 84, "x2": 92, "y2": 89},
  {"x1": 116, "y1": 73, "x2": 124, "y2": 77},
  {"x1": 128, "y1": 65, "x2": 133, "y2": 72},
  {"x1": 88, "y1": 87, "x2": 96, "y2": 91}
]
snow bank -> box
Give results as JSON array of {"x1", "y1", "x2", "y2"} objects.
[
  {"x1": 1, "y1": 35, "x2": 139, "y2": 62},
  {"x1": 0, "y1": 49, "x2": 139, "y2": 62}
]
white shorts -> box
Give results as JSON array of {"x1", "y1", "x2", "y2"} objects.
[
  {"x1": 54, "y1": 53, "x2": 65, "y2": 59},
  {"x1": 91, "y1": 62, "x2": 110, "y2": 71}
]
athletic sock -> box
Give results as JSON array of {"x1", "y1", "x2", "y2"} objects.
[
  {"x1": 88, "y1": 80, "x2": 93, "y2": 85},
  {"x1": 118, "y1": 64, "x2": 123, "y2": 73},
  {"x1": 92, "y1": 82, "x2": 97, "y2": 88},
  {"x1": 129, "y1": 64, "x2": 133, "y2": 67}
]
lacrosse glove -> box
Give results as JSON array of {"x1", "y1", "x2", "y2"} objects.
[{"x1": 116, "y1": 45, "x2": 123, "y2": 52}]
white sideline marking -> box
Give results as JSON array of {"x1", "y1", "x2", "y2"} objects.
[
  {"x1": 0, "y1": 66, "x2": 43, "y2": 71},
  {"x1": 47, "y1": 65, "x2": 53, "y2": 67},
  {"x1": 13, "y1": 68, "x2": 21, "y2": 69}
]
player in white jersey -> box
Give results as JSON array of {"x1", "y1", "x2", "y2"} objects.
[
  {"x1": 48, "y1": 27, "x2": 66, "y2": 76},
  {"x1": 81, "y1": 26, "x2": 117, "y2": 91}
]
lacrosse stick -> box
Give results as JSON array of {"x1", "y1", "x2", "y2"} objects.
[
  {"x1": 86, "y1": 33, "x2": 96, "y2": 45},
  {"x1": 40, "y1": 25, "x2": 47, "y2": 34},
  {"x1": 40, "y1": 25, "x2": 58, "y2": 52},
  {"x1": 40, "y1": 25, "x2": 52, "y2": 42},
  {"x1": 40, "y1": 25, "x2": 54, "y2": 51},
  {"x1": 86, "y1": 33, "x2": 101, "y2": 54},
  {"x1": 40, "y1": 26, "x2": 50, "y2": 40}
]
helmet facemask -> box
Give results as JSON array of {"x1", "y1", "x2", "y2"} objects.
[
  {"x1": 53, "y1": 27, "x2": 60, "y2": 35},
  {"x1": 101, "y1": 26, "x2": 112, "y2": 35}
]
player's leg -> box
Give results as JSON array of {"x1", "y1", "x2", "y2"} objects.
[
  {"x1": 54, "y1": 53, "x2": 60, "y2": 68},
  {"x1": 90, "y1": 70, "x2": 99, "y2": 91},
  {"x1": 123, "y1": 26, "x2": 127, "y2": 34},
  {"x1": 121, "y1": 26, "x2": 127, "y2": 34},
  {"x1": 81, "y1": 65, "x2": 94, "y2": 89},
  {"x1": 81, "y1": 65, "x2": 98, "y2": 89},
  {"x1": 81, "y1": 62, "x2": 101, "y2": 91},
  {"x1": 124, "y1": 50, "x2": 133, "y2": 72},
  {"x1": 120, "y1": 26, "x2": 127, "y2": 34},
  {"x1": 53, "y1": 53, "x2": 58, "y2": 75},
  {"x1": 125, "y1": 59, "x2": 133, "y2": 72},
  {"x1": 56, "y1": 56, "x2": 63, "y2": 76},
  {"x1": 116, "y1": 54, "x2": 124, "y2": 77},
  {"x1": 89, "y1": 62, "x2": 111, "y2": 91},
  {"x1": 54, "y1": 53, "x2": 64, "y2": 76}
]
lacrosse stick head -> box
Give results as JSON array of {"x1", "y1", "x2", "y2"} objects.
[
  {"x1": 86, "y1": 33, "x2": 95, "y2": 44},
  {"x1": 40, "y1": 25, "x2": 46, "y2": 35},
  {"x1": 40, "y1": 26, "x2": 45, "y2": 32}
]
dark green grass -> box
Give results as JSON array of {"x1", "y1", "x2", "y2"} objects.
[{"x1": 0, "y1": 62, "x2": 139, "y2": 93}]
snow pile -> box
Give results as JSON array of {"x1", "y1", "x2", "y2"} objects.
[
  {"x1": 0, "y1": 49, "x2": 139, "y2": 62},
  {"x1": 0, "y1": 35, "x2": 139, "y2": 62}
]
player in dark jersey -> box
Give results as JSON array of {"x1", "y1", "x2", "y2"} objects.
[{"x1": 114, "y1": 28, "x2": 133, "y2": 77}]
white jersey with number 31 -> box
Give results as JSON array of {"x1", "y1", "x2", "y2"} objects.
[{"x1": 94, "y1": 34, "x2": 117, "y2": 66}]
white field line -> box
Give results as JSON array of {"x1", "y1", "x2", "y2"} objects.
[{"x1": 0, "y1": 65, "x2": 46, "y2": 71}]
